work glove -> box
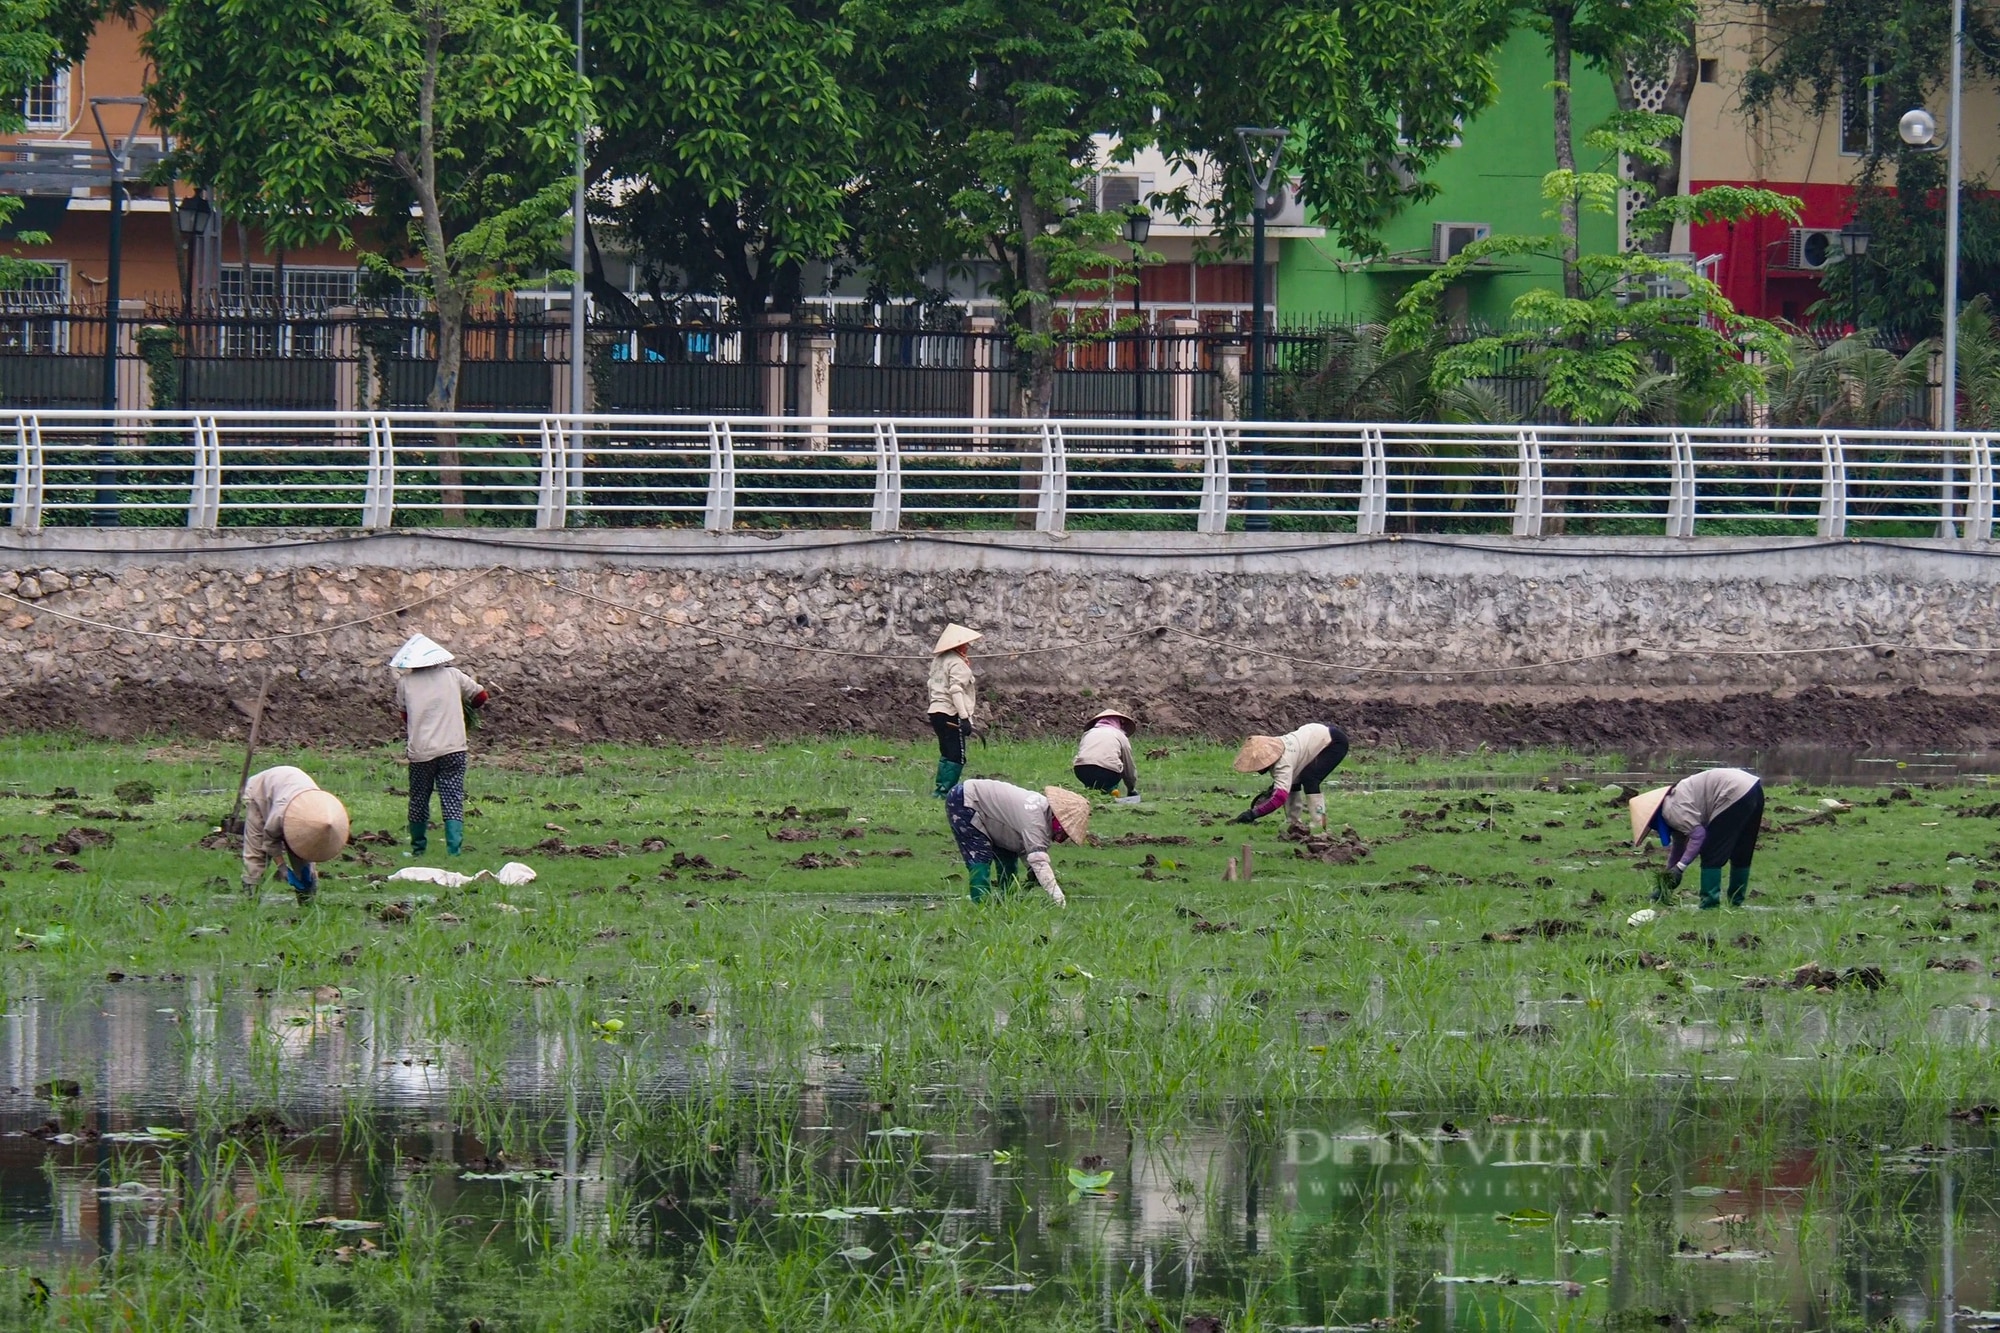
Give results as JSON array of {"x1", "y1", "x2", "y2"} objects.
[
  {"x1": 1667, "y1": 865, "x2": 1685, "y2": 888},
  {"x1": 283, "y1": 863, "x2": 316, "y2": 897},
  {"x1": 959, "y1": 718, "x2": 974, "y2": 738},
  {"x1": 1231, "y1": 809, "x2": 1258, "y2": 825}
]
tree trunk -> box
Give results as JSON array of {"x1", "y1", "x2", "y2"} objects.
[
  {"x1": 1551, "y1": 6, "x2": 1580, "y2": 301},
  {"x1": 425, "y1": 282, "x2": 466, "y2": 514},
  {"x1": 411, "y1": 9, "x2": 462, "y2": 517},
  {"x1": 1614, "y1": 26, "x2": 1698, "y2": 257},
  {"x1": 1011, "y1": 160, "x2": 1055, "y2": 529}
]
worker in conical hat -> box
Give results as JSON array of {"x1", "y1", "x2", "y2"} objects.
[
  {"x1": 926, "y1": 623, "x2": 981, "y2": 798},
  {"x1": 942, "y1": 777, "x2": 1087, "y2": 905},
  {"x1": 1072, "y1": 707, "x2": 1140, "y2": 799},
  {"x1": 391, "y1": 633, "x2": 489, "y2": 857},
  {"x1": 240, "y1": 765, "x2": 349, "y2": 905},
  {"x1": 1231, "y1": 722, "x2": 1350, "y2": 831},
  {"x1": 1630, "y1": 767, "x2": 1764, "y2": 910}
]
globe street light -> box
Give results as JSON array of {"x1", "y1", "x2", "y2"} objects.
[
  {"x1": 1236, "y1": 126, "x2": 1288, "y2": 532},
  {"x1": 1123, "y1": 203, "x2": 1151, "y2": 422},
  {"x1": 89, "y1": 95, "x2": 147, "y2": 528}
]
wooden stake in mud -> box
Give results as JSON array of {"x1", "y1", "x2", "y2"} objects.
[
  {"x1": 223, "y1": 672, "x2": 276, "y2": 838},
  {"x1": 1224, "y1": 856, "x2": 1240, "y2": 882},
  {"x1": 1240, "y1": 843, "x2": 1254, "y2": 882}
]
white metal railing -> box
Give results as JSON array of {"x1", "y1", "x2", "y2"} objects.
[{"x1": 2, "y1": 410, "x2": 1994, "y2": 540}]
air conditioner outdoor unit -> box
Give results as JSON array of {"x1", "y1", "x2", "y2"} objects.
[
  {"x1": 1432, "y1": 222, "x2": 1491, "y2": 263},
  {"x1": 1784, "y1": 227, "x2": 1842, "y2": 271},
  {"x1": 1095, "y1": 173, "x2": 1147, "y2": 213}
]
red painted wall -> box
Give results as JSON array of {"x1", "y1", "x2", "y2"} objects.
[{"x1": 1689, "y1": 180, "x2": 1859, "y2": 324}]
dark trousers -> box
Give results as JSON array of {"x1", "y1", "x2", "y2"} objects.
[
  {"x1": 930, "y1": 712, "x2": 966, "y2": 763},
  {"x1": 1698, "y1": 782, "x2": 1764, "y2": 871},
  {"x1": 1294, "y1": 727, "x2": 1350, "y2": 794},
  {"x1": 1073, "y1": 764, "x2": 1123, "y2": 793},
  {"x1": 409, "y1": 751, "x2": 468, "y2": 823}
]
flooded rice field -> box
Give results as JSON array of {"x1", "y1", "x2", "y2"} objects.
[{"x1": 0, "y1": 981, "x2": 1993, "y2": 1330}]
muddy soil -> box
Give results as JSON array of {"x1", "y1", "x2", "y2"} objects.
[{"x1": 7, "y1": 674, "x2": 2000, "y2": 755}]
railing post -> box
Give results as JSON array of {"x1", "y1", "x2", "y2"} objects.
[
  {"x1": 1666, "y1": 431, "x2": 1697, "y2": 537},
  {"x1": 968, "y1": 317, "x2": 996, "y2": 449},
  {"x1": 1198, "y1": 424, "x2": 1232, "y2": 534},
  {"x1": 535, "y1": 417, "x2": 568, "y2": 530},
  {"x1": 795, "y1": 326, "x2": 833, "y2": 451},
  {"x1": 1036, "y1": 421, "x2": 1067, "y2": 534},
  {"x1": 1967, "y1": 435, "x2": 1994, "y2": 542},
  {"x1": 1356, "y1": 427, "x2": 1387, "y2": 535},
  {"x1": 1817, "y1": 433, "x2": 1847, "y2": 538},
  {"x1": 11, "y1": 415, "x2": 42, "y2": 533},
  {"x1": 361, "y1": 414, "x2": 396, "y2": 528},
  {"x1": 705, "y1": 420, "x2": 737, "y2": 532},
  {"x1": 1511, "y1": 428, "x2": 1544, "y2": 537},
  {"x1": 186, "y1": 416, "x2": 220, "y2": 530},
  {"x1": 871, "y1": 420, "x2": 902, "y2": 532},
  {"x1": 1939, "y1": 435, "x2": 1966, "y2": 540}
]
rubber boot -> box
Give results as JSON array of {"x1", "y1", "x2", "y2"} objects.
[
  {"x1": 1284, "y1": 790, "x2": 1306, "y2": 831},
  {"x1": 407, "y1": 820, "x2": 428, "y2": 858},
  {"x1": 1307, "y1": 793, "x2": 1328, "y2": 835},
  {"x1": 1698, "y1": 866, "x2": 1723, "y2": 910},
  {"x1": 933, "y1": 759, "x2": 964, "y2": 799},
  {"x1": 1727, "y1": 865, "x2": 1751, "y2": 907},
  {"x1": 444, "y1": 819, "x2": 464, "y2": 856},
  {"x1": 994, "y1": 852, "x2": 1022, "y2": 894},
  {"x1": 967, "y1": 861, "x2": 992, "y2": 903}
]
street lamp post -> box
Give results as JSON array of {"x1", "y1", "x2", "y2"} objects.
[
  {"x1": 1123, "y1": 203, "x2": 1151, "y2": 422},
  {"x1": 1837, "y1": 218, "x2": 1871, "y2": 323},
  {"x1": 175, "y1": 189, "x2": 215, "y2": 314},
  {"x1": 1898, "y1": 0, "x2": 1963, "y2": 430},
  {"x1": 89, "y1": 96, "x2": 147, "y2": 528},
  {"x1": 1236, "y1": 126, "x2": 1288, "y2": 532}
]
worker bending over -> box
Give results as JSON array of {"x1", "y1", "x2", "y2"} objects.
[
  {"x1": 927, "y1": 623, "x2": 980, "y2": 798},
  {"x1": 944, "y1": 778, "x2": 1090, "y2": 906},
  {"x1": 1232, "y1": 723, "x2": 1350, "y2": 830},
  {"x1": 1072, "y1": 708, "x2": 1139, "y2": 798},
  {"x1": 392, "y1": 634, "x2": 489, "y2": 857},
  {"x1": 1630, "y1": 767, "x2": 1764, "y2": 910},
  {"x1": 241, "y1": 765, "x2": 349, "y2": 905}
]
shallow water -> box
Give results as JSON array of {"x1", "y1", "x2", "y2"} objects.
[
  {"x1": 1, "y1": 982, "x2": 1995, "y2": 1329},
  {"x1": 1360, "y1": 746, "x2": 2000, "y2": 792}
]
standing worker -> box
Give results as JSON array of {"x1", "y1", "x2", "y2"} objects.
[
  {"x1": 944, "y1": 777, "x2": 1090, "y2": 905},
  {"x1": 392, "y1": 633, "x2": 490, "y2": 857},
  {"x1": 1073, "y1": 708, "x2": 1140, "y2": 800},
  {"x1": 927, "y1": 623, "x2": 980, "y2": 798},
  {"x1": 1629, "y1": 767, "x2": 1764, "y2": 910},
  {"x1": 240, "y1": 765, "x2": 348, "y2": 905},
  {"x1": 1231, "y1": 723, "x2": 1350, "y2": 831}
]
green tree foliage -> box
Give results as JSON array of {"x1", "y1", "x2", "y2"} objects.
[
  {"x1": 575, "y1": 0, "x2": 861, "y2": 321},
  {"x1": 143, "y1": 0, "x2": 588, "y2": 424},
  {"x1": 0, "y1": 0, "x2": 74, "y2": 288},
  {"x1": 1514, "y1": 0, "x2": 1696, "y2": 296},
  {"x1": 1389, "y1": 113, "x2": 1799, "y2": 424}
]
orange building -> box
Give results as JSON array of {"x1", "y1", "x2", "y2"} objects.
[{"x1": 1, "y1": 10, "x2": 364, "y2": 314}]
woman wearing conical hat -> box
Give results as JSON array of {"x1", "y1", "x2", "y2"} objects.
[
  {"x1": 240, "y1": 765, "x2": 349, "y2": 906},
  {"x1": 926, "y1": 624, "x2": 980, "y2": 798},
  {"x1": 943, "y1": 777, "x2": 1089, "y2": 905},
  {"x1": 1230, "y1": 723, "x2": 1350, "y2": 831},
  {"x1": 1629, "y1": 768, "x2": 1764, "y2": 910},
  {"x1": 1073, "y1": 707, "x2": 1140, "y2": 799},
  {"x1": 391, "y1": 633, "x2": 489, "y2": 857}
]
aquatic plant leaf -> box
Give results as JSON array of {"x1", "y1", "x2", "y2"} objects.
[
  {"x1": 1495, "y1": 1208, "x2": 1553, "y2": 1223},
  {"x1": 836, "y1": 1246, "x2": 875, "y2": 1261},
  {"x1": 1067, "y1": 1167, "x2": 1114, "y2": 1193}
]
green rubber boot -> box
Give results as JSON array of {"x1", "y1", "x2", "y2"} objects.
[
  {"x1": 1698, "y1": 866, "x2": 1723, "y2": 910},
  {"x1": 1727, "y1": 865, "x2": 1751, "y2": 907},
  {"x1": 993, "y1": 851, "x2": 1022, "y2": 894},
  {"x1": 407, "y1": 820, "x2": 428, "y2": 858},
  {"x1": 967, "y1": 861, "x2": 992, "y2": 903},
  {"x1": 444, "y1": 819, "x2": 464, "y2": 856},
  {"x1": 933, "y1": 759, "x2": 964, "y2": 799}
]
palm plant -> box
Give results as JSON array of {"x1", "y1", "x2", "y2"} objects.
[{"x1": 1766, "y1": 334, "x2": 1932, "y2": 430}]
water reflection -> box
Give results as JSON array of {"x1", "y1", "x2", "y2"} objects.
[
  {"x1": 0, "y1": 984, "x2": 1990, "y2": 1328},
  {"x1": 1363, "y1": 747, "x2": 2000, "y2": 792}
]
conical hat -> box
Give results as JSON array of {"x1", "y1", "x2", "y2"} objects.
[
  {"x1": 1090, "y1": 707, "x2": 1137, "y2": 731},
  {"x1": 1233, "y1": 735, "x2": 1285, "y2": 773},
  {"x1": 1628, "y1": 786, "x2": 1671, "y2": 847},
  {"x1": 1043, "y1": 786, "x2": 1092, "y2": 844},
  {"x1": 933, "y1": 623, "x2": 982, "y2": 654},
  {"x1": 390, "y1": 633, "x2": 454, "y2": 670},
  {"x1": 283, "y1": 789, "x2": 350, "y2": 864}
]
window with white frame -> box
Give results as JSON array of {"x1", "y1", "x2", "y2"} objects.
[
  {"x1": 0, "y1": 265, "x2": 70, "y2": 352},
  {"x1": 21, "y1": 68, "x2": 69, "y2": 130},
  {"x1": 216, "y1": 266, "x2": 359, "y2": 354}
]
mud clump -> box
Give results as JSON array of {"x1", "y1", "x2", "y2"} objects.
[
  {"x1": 1786, "y1": 961, "x2": 1888, "y2": 991},
  {"x1": 44, "y1": 827, "x2": 112, "y2": 855},
  {"x1": 1290, "y1": 830, "x2": 1372, "y2": 865}
]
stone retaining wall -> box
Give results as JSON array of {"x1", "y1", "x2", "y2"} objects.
[{"x1": 0, "y1": 531, "x2": 1995, "y2": 708}]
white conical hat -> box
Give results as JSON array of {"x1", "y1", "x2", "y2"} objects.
[
  {"x1": 1043, "y1": 786, "x2": 1092, "y2": 844},
  {"x1": 933, "y1": 624, "x2": 982, "y2": 654},
  {"x1": 391, "y1": 633, "x2": 454, "y2": 670},
  {"x1": 283, "y1": 789, "x2": 350, "y2": 864},
  {"x1": 1629, "y1": 786, "x2": 1671, "y2": 847}
]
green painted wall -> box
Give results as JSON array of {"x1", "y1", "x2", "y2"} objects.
[{"x1": 1280, "y1": 30, "x2": 1620, "y2": 325}]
